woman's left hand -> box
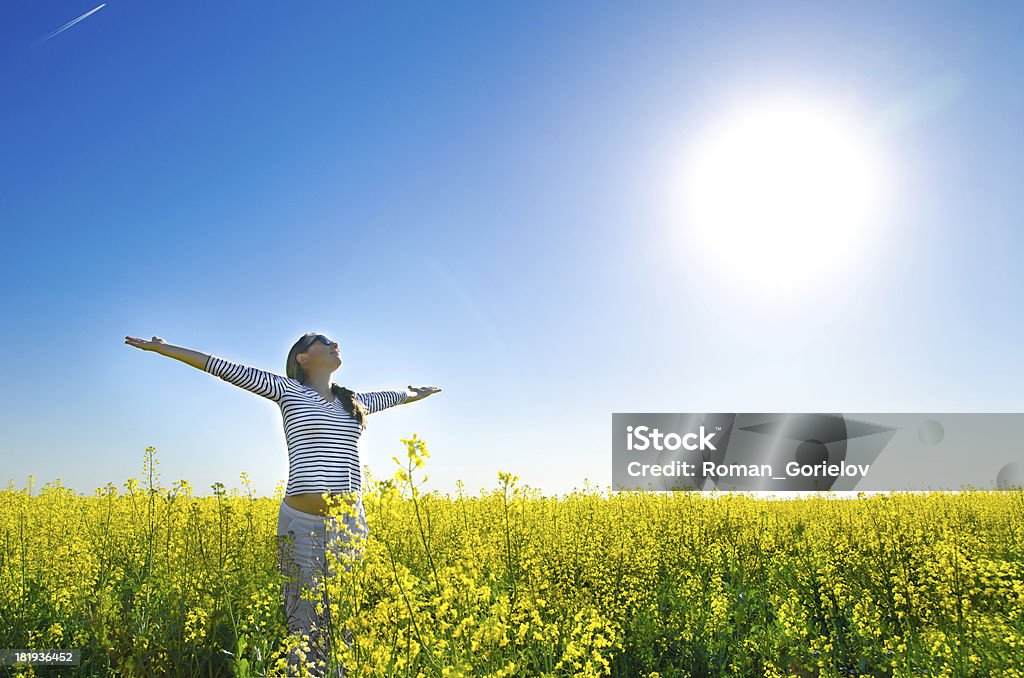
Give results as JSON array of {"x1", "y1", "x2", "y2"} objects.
[{"x1": 407, "y1": 385, "x2": 442, "y2": 403}]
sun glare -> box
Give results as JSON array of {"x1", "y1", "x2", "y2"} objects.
[{"x1": 676, "y1": 96, "x2": 888, "y2": 298}]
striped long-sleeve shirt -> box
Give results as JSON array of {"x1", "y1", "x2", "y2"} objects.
[{"x1": 203, "y1": 354, "x2": 408, "y2": 496}]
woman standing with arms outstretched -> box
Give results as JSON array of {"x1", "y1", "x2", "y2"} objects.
[{"x1": 124, "y1": 333, "x2": 441, "y2": 677}]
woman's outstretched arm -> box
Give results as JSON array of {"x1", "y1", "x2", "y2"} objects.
[
  {"x1": 355, "y1": 385, "x2": 442, "y2": 414},
  {"x1": 125, "y1": 335, "x2": 294, "y2": 403},
  {"x1": 354, "y1": 389, "x2": 410, "y2": 415},
  {"x1": 125, "y1": 336, "x2": 208, "y2": 368}
]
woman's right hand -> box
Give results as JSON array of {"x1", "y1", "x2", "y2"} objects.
[{"x1": 125, "y1": 335, "x2": 167, "y2": 352}]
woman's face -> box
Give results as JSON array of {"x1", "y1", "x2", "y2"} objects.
[{"x1": 299, "y1": 335, "x2": 342, "y2": 372}]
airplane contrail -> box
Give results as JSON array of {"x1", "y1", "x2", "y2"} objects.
[{"x1": 34, "y1": 3, "x2": 107, "y2": 47}]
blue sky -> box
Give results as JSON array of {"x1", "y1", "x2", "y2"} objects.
[{"x1": 2, "y1": 1, "x2": 1022, "y2": 498}]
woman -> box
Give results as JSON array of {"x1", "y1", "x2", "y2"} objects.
[{"x1": 124, "y1": 332, "x2": 441, "y2": 677}]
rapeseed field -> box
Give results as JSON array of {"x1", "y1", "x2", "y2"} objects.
[{"x1": 2, "y1": 436, "x2": 1022, "y2": 677}]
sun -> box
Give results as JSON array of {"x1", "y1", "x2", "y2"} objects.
[{"x1": 675, "y1": 95, "x2": 888, "y2": 298}]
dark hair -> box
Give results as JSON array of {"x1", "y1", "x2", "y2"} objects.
[{"x1": 285, "y1": 332, "x2": 369, "y2": 429}]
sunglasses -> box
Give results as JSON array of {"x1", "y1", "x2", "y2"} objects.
[{"x1": 299, "y1": 334, "x2": 336, "y2": 353}]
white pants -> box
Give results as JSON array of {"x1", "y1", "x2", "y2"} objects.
[{"x1": 276, "y1": 497, "x2": 369, "y2": 677}]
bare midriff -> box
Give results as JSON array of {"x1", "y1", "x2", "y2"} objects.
[{"x1": 284, "y1": 492, "x2": 359, "y2": 517}]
